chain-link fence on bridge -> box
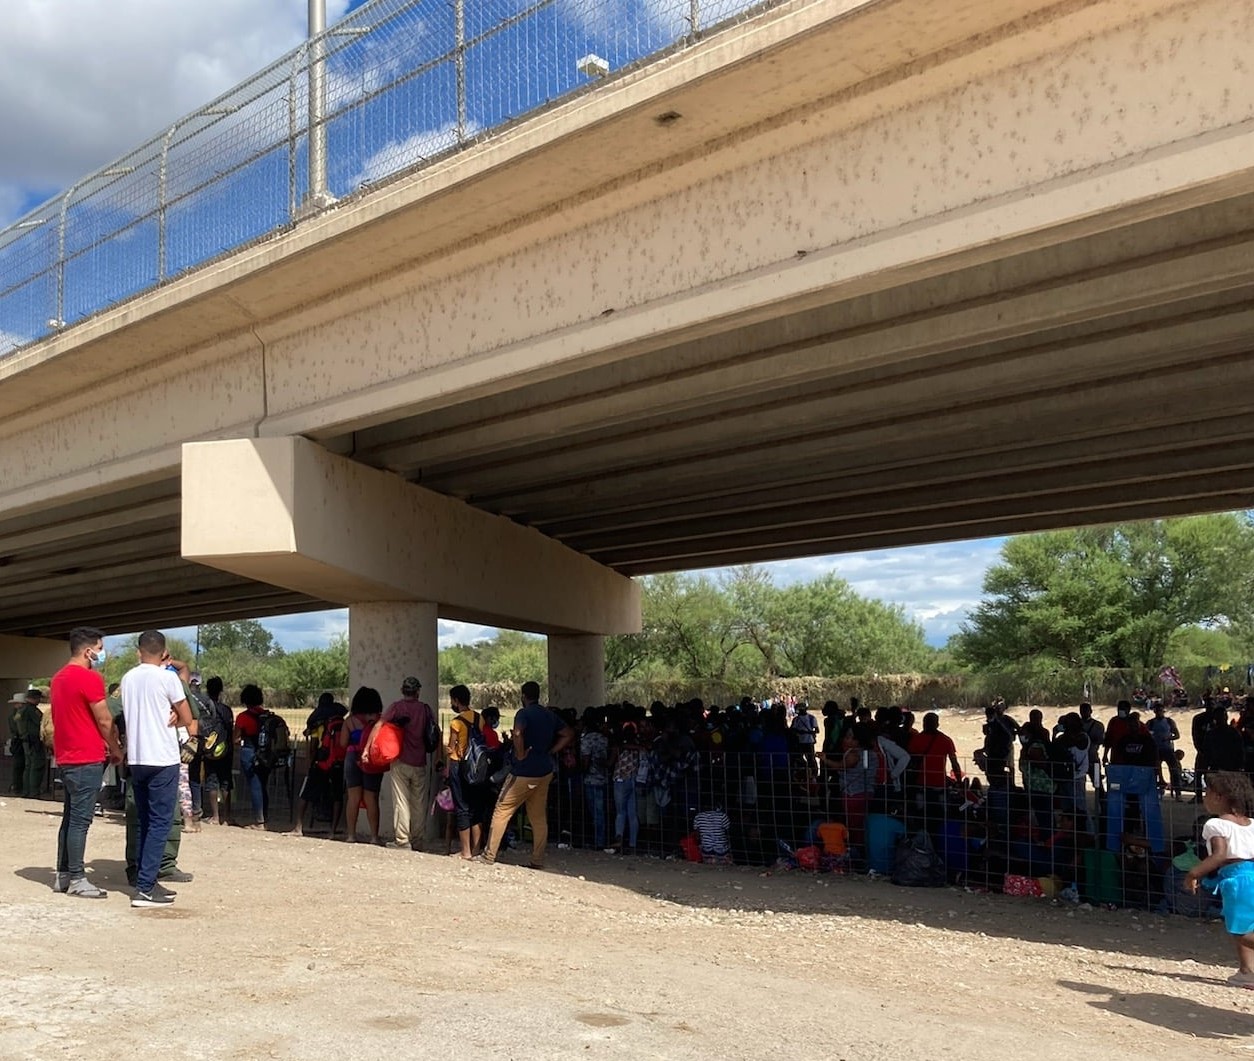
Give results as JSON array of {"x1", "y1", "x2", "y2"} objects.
[{"x1": 0, "y1": 0, "x2": 778, "y2": 357}]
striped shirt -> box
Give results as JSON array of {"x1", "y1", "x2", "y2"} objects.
[{"x1": 693, "y1": 810, "x2": 731, "y2": 856}]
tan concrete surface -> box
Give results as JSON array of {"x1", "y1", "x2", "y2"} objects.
[
  {"x1": 4, "y1": 0, "x2": 1254, "y2": 635},
  {"x1": 348, "y1": 601, "x2": 440, "y2": 845},
  {"x1": 0, "y1": 635, "x2": 71, "y2": 682},
  {"x1": 181, "y1": 437, "x2": 641, "y2": 635},
  {"x1": 548, "y1": 634, "x2": 608, "y2": 713}
]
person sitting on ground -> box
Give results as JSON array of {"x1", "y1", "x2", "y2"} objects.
[{"x1": 692, "y1": 805, "x2": 733, "y2": 864}]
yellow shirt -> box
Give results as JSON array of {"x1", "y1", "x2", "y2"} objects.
[{"x1": 447, "y1": 709, "x2": 476, "y2": 762}]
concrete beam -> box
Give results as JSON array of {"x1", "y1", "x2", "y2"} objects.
[
  {"x1": 607, "y1": 479, "x2": 1254, "y2": 571},
  {"x1": 181, "y1": 437, "x2": 640, "y2": 636},
  {"x1": 0, "y1": 634, "x2": 70, "y2": 681}
]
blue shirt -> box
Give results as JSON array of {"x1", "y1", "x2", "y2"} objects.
[{"x1": 512, "y1": 703, "x2": 561, "y2": 777}]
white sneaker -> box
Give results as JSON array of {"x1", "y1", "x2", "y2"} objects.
[{"x1": 53, "y1": 872, "x2": 68, "y2": 893}]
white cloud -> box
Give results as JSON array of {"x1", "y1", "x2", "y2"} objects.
[
  {"x1": 712, "y1": 538, "x2": 1005, "y2": 646},
  {"x1": 0, "y1": 1, "x2": 350, "y2": 190},
  {"x1": 354, "y1": 120, "x2": 474, "y2": 188}
]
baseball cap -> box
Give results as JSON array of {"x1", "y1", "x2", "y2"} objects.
[
  {"x1": 401, "y1": 676, "x2": 421, "y2": 695},
  {"x1": 189, "y1": 672, "x2": 202, "y2": 686}
]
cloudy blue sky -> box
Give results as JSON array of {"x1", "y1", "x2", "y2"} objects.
[
  {"x1": 1, "y1": 1, "x2": 1006, "y2": 651},
  {"x1": 138, "y1": 538, "x2": 1007, "y2": 654}
]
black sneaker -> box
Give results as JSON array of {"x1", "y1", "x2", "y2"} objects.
[
  {"x1": 159, "y1": 869, "x2": 194, "y2": 883},
  {"x1": 131, "y1": 890, "x2": 175, "y2": 908}
]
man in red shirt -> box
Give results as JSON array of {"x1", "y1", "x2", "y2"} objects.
[
  {"x1": 49, "y1": 626, "x2": 123, "y2": 898},
  {"x1": 380, "y1": 676, "x2": 434, "y2": 851},
  {"x1": 908, "y1": 712, "x2": 962, "y2": 832}
]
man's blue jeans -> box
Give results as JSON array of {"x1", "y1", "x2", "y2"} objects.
[
  {"x1": 1105, "y1": 764, "x2": 1165, "y2": 853},
  {"x1": 130, "y1": 763, "x2": 180, "y2": 893},
  {"x1": 57, "y1": 761, "x2": 104, "y2": 880}
]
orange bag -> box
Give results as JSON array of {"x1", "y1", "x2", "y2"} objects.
[{"x1": 360, "y1": 720, "x2": 403, "y2": 773}]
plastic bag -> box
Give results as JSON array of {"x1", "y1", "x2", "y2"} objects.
[{"x1": 892, "y1": 830, "x2": 946, "y2": 887}]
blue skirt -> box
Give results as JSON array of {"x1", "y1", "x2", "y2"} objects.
[{"x1": 1204, "y1": 860, "x2": 1254, "y2": 935}]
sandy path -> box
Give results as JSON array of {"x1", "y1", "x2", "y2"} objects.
[{"x1": 2, "y1": 789, "x2": 1252, "y2": 1060}]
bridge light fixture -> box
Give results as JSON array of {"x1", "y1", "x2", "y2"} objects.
[{"x1": 577, "y1": 54, "x2": 610, "y2": 79}]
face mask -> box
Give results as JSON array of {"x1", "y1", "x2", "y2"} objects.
[{"x1": 89, "y1": 648, "x2": 107, "y2": 667}]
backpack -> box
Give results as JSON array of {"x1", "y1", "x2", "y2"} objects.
[
  {"x1": 201, "y1": 704, "x2": 230, "y2": 762},
  {"x1": 312, "y1": 717, "x2": 346, "y2": 770},
  {"x1": 360, "y1": 719, "x2": 403, "y2": 774},
  {"x1": 254, "y1": 711, "x2": 291, "y2": 771},
  {"x1": 461, "y1": 713, "x2": 492, "y2": 786},
  {"x1": 422, "y1": 708, "x2": 441, "y2": 755}
]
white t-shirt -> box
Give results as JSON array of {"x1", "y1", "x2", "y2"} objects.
[
  {"x1": 120, "y1": 664, "x2": 187, "y2": 767},
  {"x1": 1203, "y1": 817, "x2": 1254, "y2": 861}
]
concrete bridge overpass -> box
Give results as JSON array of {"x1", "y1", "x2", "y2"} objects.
[{"x1": 3, "y1": 0, "x2": 1254, "y2": 705}]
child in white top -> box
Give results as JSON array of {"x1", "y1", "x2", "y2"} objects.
[{"x1": 1186, "y1": 771, "x2": 1254, "y2": 989}]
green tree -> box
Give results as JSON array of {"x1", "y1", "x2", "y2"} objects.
[
  {"x1": 277, "y1": 634, "x2": 348, "y2": 702},
  {"x1": 101, "y1": 635, "x2": 195, "y2": 688},
  {"x1": 1167, "y1": 625, "x2": 1237, "y2": 667},
  {"x1": 198, "y1": 620, "x2": 281, "y2": 658},
  {"x1": 954, "y1": 515, "x2": 1254, "y2": 676},
  {"x1": 438, "y1": 630, "x2": 547, "y2": 684},
  {"x1": 645, "y1": 572, "x2": 751, "y2": 681}
]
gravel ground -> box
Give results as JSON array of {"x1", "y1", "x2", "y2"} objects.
[{"x1": 2, "y1": 789, "x2": 1253, "y2": 1061}]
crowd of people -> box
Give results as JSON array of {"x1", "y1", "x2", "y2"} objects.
[{"x1": 14, "y1": 625, "x2": 1254, "y2": 985}]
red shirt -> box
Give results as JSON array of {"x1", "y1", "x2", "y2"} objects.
[
  {"x1": 235, "y1": 708, "x2": 263, "y2": 743},
  {"x1": 50, "y1": 662, "x2": 107, "y2": 765},
  {"x1": 909, "y1": 730, "x2": 956, "y2": 788}
]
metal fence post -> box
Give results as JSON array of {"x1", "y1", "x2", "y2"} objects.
[
  {"x1": 289, "y1": 45, "x2": 305, "y2": 221},
  {"x1": 307, "y1": 0, "x2": 331, "y2": 210},
  {"x1": 455, "y1": 0, "x2": 467, "y2": 144},
  {"x1": 690, "y1": 0, "x2": 701, "y2": 37},
  {"x1": 160, "y1": 108, "x2": 236, "y2": 281},
  {"x1": 54, "y1": 167, "x2": 132, "y2": 329}
]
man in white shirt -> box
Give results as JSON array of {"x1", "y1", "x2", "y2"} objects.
[{"x1": 119, "y1": 629, "x2": 196, "y2": 908}]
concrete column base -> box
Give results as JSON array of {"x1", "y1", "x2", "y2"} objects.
[
  {"x1": 348, "y1": 602, "x2": 439, "y2": 845},
  {"x1": 547, "y1": 634, "x2": 605, "y2": 713}
]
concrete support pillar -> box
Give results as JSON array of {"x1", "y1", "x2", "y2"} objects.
[
  {"x1": 349, "y1": 601, "x2": 439, "y2": 843},
  {"x1": 547, "y1": 634, "x2": 605, "y2": 713},
  {"x1": 0, "y1": 633, "x2": 67, "y2": 681}
]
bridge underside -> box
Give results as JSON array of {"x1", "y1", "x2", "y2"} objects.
[
  {"x1": 5, "y1": 185, "x2": 1254, "y2": 637},
  {"x1": 3, "y1": 0, "x2": 1254, "y2": 639},
  {"x1": 341, "y1": 190, "x2": 1254, "y2": 574}
]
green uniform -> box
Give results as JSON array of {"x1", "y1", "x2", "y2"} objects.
[
  {"x1": 19, "y1": 702, "x2": 46, "y2": 797},
  {"x1": 8, "y1": 705, "x2": 26, "y2": 795}
]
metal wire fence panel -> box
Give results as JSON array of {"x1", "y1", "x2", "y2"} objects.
[{"x1": 0, "y1": 0, "x2": 772, "y2": 357}]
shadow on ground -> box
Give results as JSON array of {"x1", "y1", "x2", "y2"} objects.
[{"x1": 1059, "y1": 979, "x2": 1254, "y2": 1038}]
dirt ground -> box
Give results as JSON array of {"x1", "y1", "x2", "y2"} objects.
[{"x1": 3, "y1": 775, "x2": 1253, "y2": 1061}]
